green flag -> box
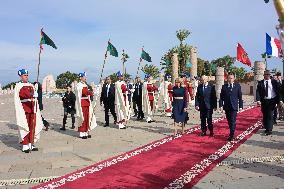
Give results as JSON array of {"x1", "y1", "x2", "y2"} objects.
[
  {"x1": 141, "y1": 49, "x2": 152, "y2": 62},
  {"x1": 40, "y1": 30, "x2": 57, "y2": 50},
  {"x1": 107, "y1": 42, "x2": 118, "y2": 57}
]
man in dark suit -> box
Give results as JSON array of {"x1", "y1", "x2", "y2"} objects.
[
  {"x1": 61, "y1": 86, "x2": 76, "y2": 130},
  {"x1": 133, "y1": 76, "x2": 144, "y2": 120},
  {"x1": 195, "y1": 75, "x2": 217, "y2": 137},
  {"x1": 126, "y1": 79, "x2": 136, "y2": 116},
  {"x1": 219, "y1": 73, "x2": 243, "y2": 141},
  {"x1": 256, "y1": 70, "x2": 283, "y2": 135},
  {"x1": 100, "y1": 76, "x2": 117, "y2": 127},
  {"x1": 276, "y1": 72, "x2": 284, "y2": 121}
]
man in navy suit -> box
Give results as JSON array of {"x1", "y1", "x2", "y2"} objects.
[
  {"x1": 195, "y1": 75, "x2": 217, "y2": 137},
  {"x1": 219, "y1": 73, "x2": 243, "y2": 141},
  {"x1": 256, "y1": 70, "x2": 283, "y2": 135},
  {"x1": 100, "y1": 76, "x2": 117, "y2": 127}
]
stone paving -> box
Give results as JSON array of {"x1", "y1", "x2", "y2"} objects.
[{"x1": 0, "y1": 94, "x2": 283, "y2": 189}]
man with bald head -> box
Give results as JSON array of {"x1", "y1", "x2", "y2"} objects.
[{"x1": 195, "y1": 75, "x2": 217, "y2": 137}]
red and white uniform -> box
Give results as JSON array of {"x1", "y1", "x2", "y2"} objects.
[
  {"x1": 14, "y1": 82, "x2": 43, "y2": 151},
  {"x1": 147, "y1": 83, "x2": 157, "y2": 110},
  {"x1": 75, "y1": 82, "x2": 97, "y2": 137},
  {"x1": 121, "y1": 83, "x2": 128, "y2": 106},
  {"x1": 164, "y1": 81, "x2": 173, "y2": 116},
  {"x1": 142, "y1": 81, "x2": 157, "y2": 122},
  {"x1": 79, "y1": 86, "x2": 93, "y2": 132},
  {"x1": 183, "y1": 78, "x2": 193, "y2": 105}
]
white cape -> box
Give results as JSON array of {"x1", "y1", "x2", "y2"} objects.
[
  {"x1": 164, "y1": 81, "x2": 172, "y2": 110},
  {"x1": 75, "y1": 82, "x2": 97, "y2": 131},
  {"x1": 14, "y1": 82, "x2": 43, "y2": 143},
  {"x1": 142, "y1": 81, "x2": 154, "y2": 116},
  {"x1": 115, "y1": 80, "x2": 130, "y2": 122}
]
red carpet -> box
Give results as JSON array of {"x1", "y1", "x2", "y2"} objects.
[{"x1": 33, "y1": 106, "x2": 262, "y2": 189}]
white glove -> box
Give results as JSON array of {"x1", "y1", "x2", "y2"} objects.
[
  {"x1": 34, "y1": 83, "x2": 38, "y2": 91},
  {"x1": 33, "y1": 92, "x2": 38, "y2": 98}
]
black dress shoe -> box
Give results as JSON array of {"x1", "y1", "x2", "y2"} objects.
[
  {"x1": 31, "y1": 147, "x2": 39, "y2": 151},
  {"x1": 88, "y1": 135, "x2": 92, "y2": 138},
  {"x1": 147, "y1": 120, "x2": 155, "y2": 123},
  {"x1": 209, "y1": 132, "x2": 214, "y2": 137},
  {"x1": 265, "y1": 131, "x2": 272, "y2": 136},
  {"x1": 273, "y1": 120, "x2": 277, "y2": 125},
  {"x1": 227, "y1": 136, "x2": 234, "y2": 141},
  {"x1": 22, "y1": 149, "x2": 30, "y2": 153},
  {"x1": 81, "y1": 136, "x2": 88, "y2": 139},
  {"x1": 71, "y1": 125, "x2": 75, "y2": 129},
  {"x1": 200, "y1": 132, "x2": 206, "y2": 136},
  {"x1": 60, "y1": 127, "x2": 66, "y2": 131},
  {"x1": 103, "y1": 124, "x2": 109, "y2": 127}
]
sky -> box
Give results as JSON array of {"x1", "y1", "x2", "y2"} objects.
[{"x1": 0, "y1": 0, "x2": 281, "y2": 86}]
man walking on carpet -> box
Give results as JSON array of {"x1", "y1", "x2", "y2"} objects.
[
  {"x1": 219, "y1": 73, "x2": 243, "y2": 141},
  {"x1": 256, "y1": 70, "x2": 283, "y2": 136},
  {"x1": 14, "y1": 69, "x2": 43, "y2": 153},
  {"x1": 75, "y1": 72, "x2": 97, "y2": 139},
  {"x1": 195, "y1": 75, "x2": 217, "y2": 137}
]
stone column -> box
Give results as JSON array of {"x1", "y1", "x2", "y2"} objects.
[
  {"x1": 215, "y1": 67, "x2": 224, "y2": 99},
  {"x1": 190, "y1": 47, "x2": 198, "y2": 78},
  {"x1": 72, "y1": 81, "x2": 78, "y2": 92},
  {"x1": 172, "y1": 53, "x2": 179, "y2": 83},
  {"x1": 254, "y1": 61, "x2": 265, "y2": 101}
]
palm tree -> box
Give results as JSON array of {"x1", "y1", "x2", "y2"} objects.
[
  {"x1": 176, "y1": 29, "x2": 191, "y2": 45},
  {"x1": 142, "y1": 64, "x2": 160, "y2": 79},
  {"x1": 176, "y1": 29, "x2": 191, "y2": 73}
]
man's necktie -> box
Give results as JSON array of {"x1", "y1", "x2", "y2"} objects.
[{"x1": 265, "y1": 81, "x2": 269, "y2": 97}]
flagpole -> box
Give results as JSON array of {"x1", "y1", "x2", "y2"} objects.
[
  {"x1": 99, "y1": 52, "x2": 107, "y2": 83},
  {"x1": 122, "y1": 49, "x2": 126, "y2": 78},
  {"x1": 36, "y1": 49, "x2": 41, "y2": 83},
  {"x1": 99, "y1": 39, "x2": 110, "y2": 83},
  {"x1": 136, "y1": 58, "x2": 142, "y2": 76},
  {"x1": 136, "y1": 47, "x2": 144, "y2": 77}
]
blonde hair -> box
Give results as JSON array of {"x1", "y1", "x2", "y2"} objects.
[{"x1": 175, "y1": 77, "x2": 182, "y2": 83}]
